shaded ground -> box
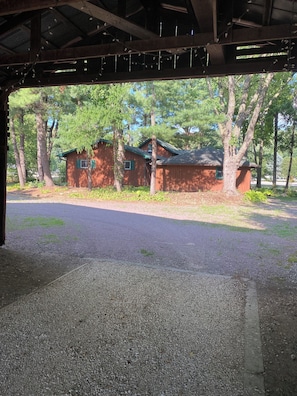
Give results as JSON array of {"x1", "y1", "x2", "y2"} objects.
[
  {"x1": 0, "y1": 261, "x2": 249, "y2": 396},
  {"x1": 2, "y1": 187, "x2": 297, "y2": 395}
]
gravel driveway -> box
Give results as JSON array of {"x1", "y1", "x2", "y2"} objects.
[{"x1": 1, "y1": 191, "x2": 297, "y2": 395}]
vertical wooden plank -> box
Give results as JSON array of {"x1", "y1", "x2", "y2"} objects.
[
  {"x1": 30, "y1": 13, "x2": 41, "y2": 62},
  {"x1": 0, "y1": 93, "x2": 8, "y2": 246}
]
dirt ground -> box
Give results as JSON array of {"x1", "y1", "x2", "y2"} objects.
[
  {"x1": 2, "y1": 186, "x2": 297, "y2": 395},
  {"x1": 8, "y1": 186, "x2": 245, "y2": 204}
]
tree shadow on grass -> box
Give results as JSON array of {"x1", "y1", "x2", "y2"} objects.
[{"x1": 3, "y1": 199, "x2": 297, "y2": 309}]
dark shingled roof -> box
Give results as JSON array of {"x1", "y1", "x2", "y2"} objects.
[
  {"x1": 139, "y1": 138, "x2": 184, "y2": 156},
  {"x1": 157, "y1": 147, "x2": 256, "y2": 168},
  {"x1": 124, "y1": 145, "x2": 151, "y2": 159},
  {"x1": 60, "y1": 138, "x2": 152, "y2": 159},
  {"x1": 60, "y1": 142, "x2": 257, "y2": 167}
]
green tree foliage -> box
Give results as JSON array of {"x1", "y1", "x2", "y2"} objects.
[
  {"x1": 281, "y1": 156, "x2": 297, "y2": 179},
  {"x1": 9, "y1": 74, "x2": 296, "y2": 193},
  {"x1": 9, "y1": 87, "x2": 70, "y2": 186},
  {"x1": 58, "y1": 92, "x2": 104, "y2": 190},
  {"x1": 59, "y1": 83, "x2": 132, "y2": 190},
  {"x1": 206, "y1": 73, "x2": 290, "y2": 194},
  {"x1": 130, "y1": 80, "x2": 221, "y2": 148},
  {"x1": 92, "y1": 84, "x2": 132, "y2": 191},
  {"x1": 251, "y1": 73, "x2": 293, "y2": 187},
  {"x1": 9, "y1": 89, "x2": 40, "y2": 184}
]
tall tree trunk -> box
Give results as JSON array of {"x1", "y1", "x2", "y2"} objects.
[
  {"x1": 47, "y1": 119, "x2": 58, "y2": 161},
  {"x1": 150, "y1": 135, "x2": 157, "y2": 195},
  {"x1": 219, "y1": 73, "x2": 274, "y2": 194},
  {"x1": 222, "y1": 145, "x2": 238, "y2": 195},
  {"x1": 272, "y1": 113, "x2": 278, "y2": 187},
  {"x1": 10, "y1": 118, "x2": 25, "y2": 187},
  {"x1": 36, "y1": 111, "x2": 54, "y2": 187},
  {"x1": 256, "y1": 139, "x2": 264, "y2": 188},
  {"x1": 149, "y1": 88, "x2": 157, "y2": 195},
  {"x1": 113, "y1": 127, "x2": 124, "y2": 192},
  {"x1": 19, "y1": 113, "x2": 26, "y2": 183},
  {"x1": 285, "y1": 122, "x2": 295, "y2": 190},
  {"x1": 37, "y1": 136, "x2": 43, "y2": 182}
]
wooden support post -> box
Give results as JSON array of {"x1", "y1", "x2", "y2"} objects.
[{"x1": 0, "y1": 92, "x2": 8, "y2": 246}]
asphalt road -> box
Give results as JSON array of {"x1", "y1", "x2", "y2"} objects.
[
  {"x1": 2, "y1": 196, "x2": 297, "y2": 395},
  {"x1": 4, "y1": 199, "x2": 297, "y2": 285}
]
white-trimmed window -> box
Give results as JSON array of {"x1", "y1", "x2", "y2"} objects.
[
  {"x1": 124, "y1": 160, "x2": 135, "y2": 170},
  {"x1": 80, "y1": 159, "x2": 88, "y2": 169},
  {"x1": 76, "y1": 159, "x2": 96, "y2": 169}
]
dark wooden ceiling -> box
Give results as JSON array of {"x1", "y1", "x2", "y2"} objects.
[{"x1": 0, "y1": 0, "x2": 297, "y2": 93}]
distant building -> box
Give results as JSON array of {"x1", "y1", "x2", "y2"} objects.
[{"x1": 60, "y1": 139, "x2": 255, "y2": 193}]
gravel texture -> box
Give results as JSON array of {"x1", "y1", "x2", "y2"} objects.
[
  {"x1": 1, "y1": 189, "x2": 297, "y2": 395},
  {"x1": 0, "y1": 260, "x2": 251, "y2": 396}
]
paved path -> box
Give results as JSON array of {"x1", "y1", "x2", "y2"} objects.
[{"x1": 0, "y1": 260, "x2": 263, "y2": 396}]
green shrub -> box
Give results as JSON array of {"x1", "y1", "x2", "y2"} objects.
[
  {"x1": 76, "y1": 186, "x2": 169, "y2": 202},
  {"x1": 27, "y1": 180, "x2": 45, "y2": 188},
  {"x1": 285, "y1": 189, "x2": 297, "y2": 198},
  {"x1": 244, "y1": 189, "x2": 274, "y2": 203},
  {"x1": 6, "y1": 183, "x2": 21, "y2": 191}
]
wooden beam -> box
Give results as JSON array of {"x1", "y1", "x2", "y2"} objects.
[
  {"x1": 189, "y1": 0, "x2": 225, "y2": 64},
  {"x1": 0, "y1": 32, "x2": 213, "y2": 65},
  {"x1": 263, "y1": 0, "x2": 274, "y2": 26},
  {"x1": 1, "y1": 24, "x2": 296, "y2": 67},
  {"x1": 70, "y1": 2, "x2": 158, "y2": 40},
  {"x1": 30, "y1": 13, "x2": 41, "y2": 60},
  {"x1": 0, "y1": 11, "x2": 38, "y2": 37},
  {"x1": 0, "y1": 0, "x2": 82, "y2": 16},
  {"x1": 212, "y1": 0, "x2": 218, "y2": 41},
  {"x1": 189, "y1": 0, "x2": 213, "y2": 31},
  {"x1": 0, "y1": 44, "x2": 15, "y2": 55},
  {"x1": 221, "y1": 24, "x2": 297, "y2": 45},
  {"x1": 21, "y1": 23, "x2": 57, "y2": 50},
  {"x1": 207, "y1": 44, "x2": 225, "y2": 65},
  {"x1": 15, "y1": 57, "x2": 294, "y2": 88}
]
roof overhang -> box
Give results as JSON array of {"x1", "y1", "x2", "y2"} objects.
[{"x1": 1, "y1": 0, "x2": 297, "y2": 95}]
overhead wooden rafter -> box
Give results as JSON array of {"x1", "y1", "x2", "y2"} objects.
[
  {"x1": 71, "y1": 2, "x2": 158, "y2": 40},
  {"x1": 262, "y1": 0, "x2": 274, "y2": 26},
  {"x1": 0, "y1": 0, "x2": 297, "y2": 90},
  {"x1": 0, "y1": 0, "x2": 82, "y2": 16},
  {"x1": 1, "y1": 24, "x2": 296, "y2": 65},
  {"x1": 188, "y1": 0, "x2": 226, "y2": 65}
]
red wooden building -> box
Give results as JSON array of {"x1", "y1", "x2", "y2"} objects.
[
  {"x1": 62, "y1": 139, "x2": 151, "y2": 188},
  {"x1": 155, "y1": 147, "x2": 253, "y2": 193},
  {"x1": 61, "y1": 139, "x2": 255, "y2": 193}
]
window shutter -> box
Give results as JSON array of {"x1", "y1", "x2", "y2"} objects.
[
  {"x1": 91, "y1": 160, "x2": 96, "y2": 169},
  {"x1": 215, "y1": 167, "x2": 223, "y2": 180},
  {"x1": 131, "y1": 160, "x2": 135, "y2": 170},
  {"x1": 76, "y1": 159, "x2": 81, "y2": 169}
]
